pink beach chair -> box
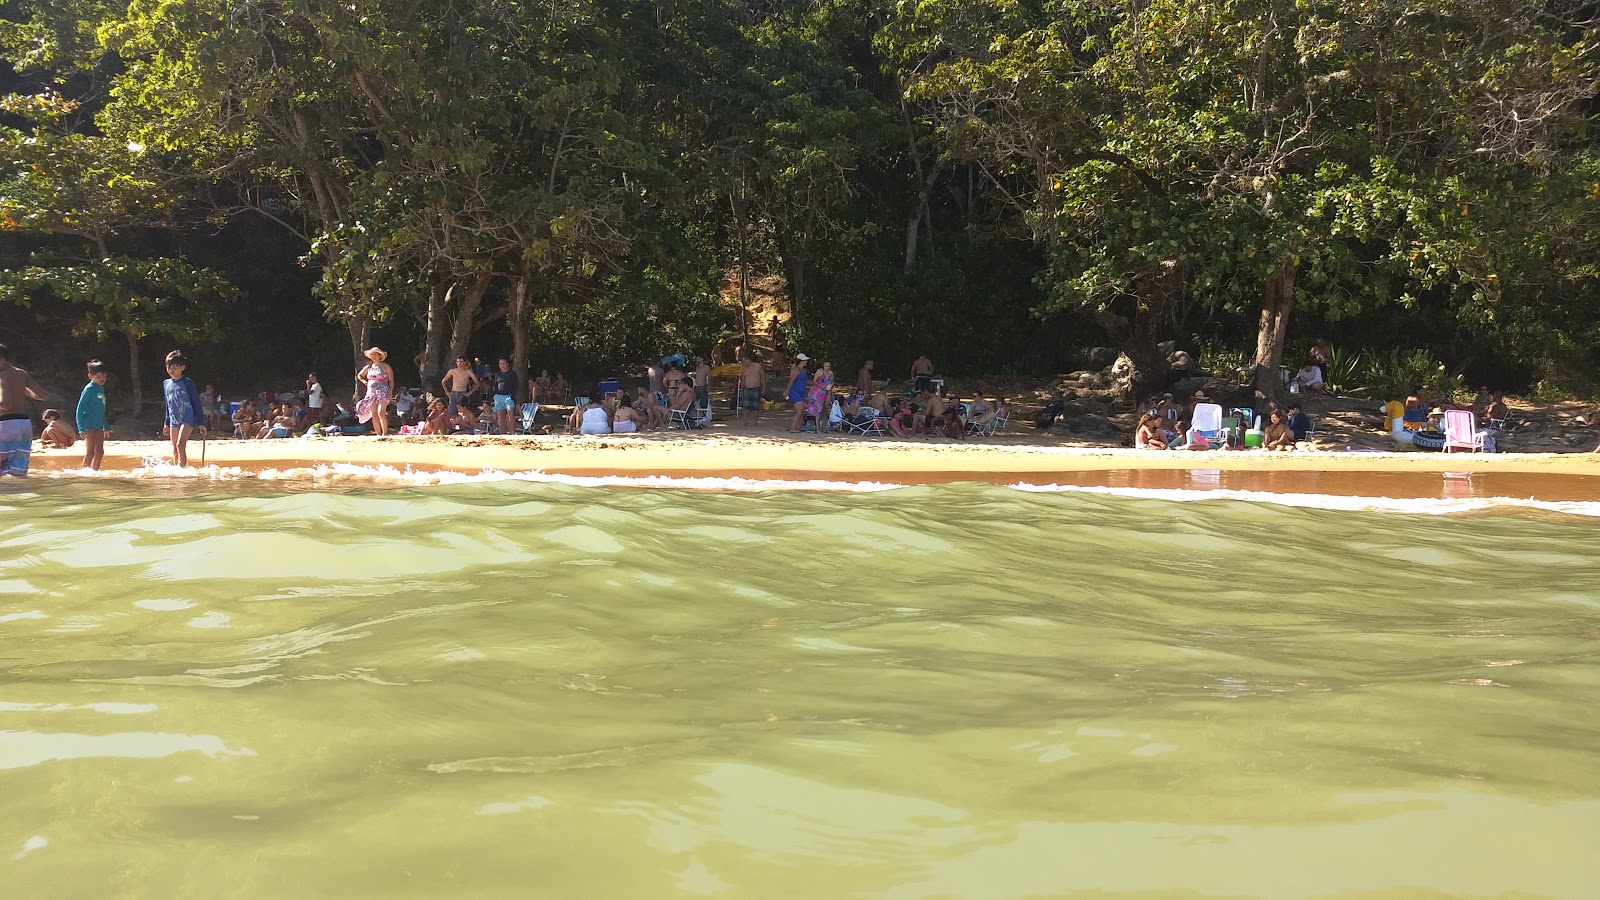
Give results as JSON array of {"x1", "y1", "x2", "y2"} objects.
[{"x1": 1442, "y1": 409, "x2": 1485, "y2": 453}]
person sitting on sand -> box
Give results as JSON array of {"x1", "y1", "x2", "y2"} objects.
[
  {"x1": 421, "y1": 399, "x2": 450, "y2": 435},
  {"x1": 1472, "y1": 386, "x2": 1493, "y2": 418},
  {"x1": 551, "y1": 372, "x2": 568, "y2": 403},
  {"x1": 1402, "y1": 389, "x2": 1429, "y2": 430},
  {"x1": 39, "y1": 409, "x2": 77, "y2": 449},
  {"x1": 1158, "y1": 392, "x2": 1180, "y2": 420},
  {"x1": 1262, "y1": 410, "x2": 1293, "y2": 450},
  {"x1": 938, "y1": 404, "x2": 966, "y2": 440},
  {"x1": 576, "y1": 396, "x2": 611, "y2": 435},
  {"x1": 869, "y1": 388, "x2": 891, "y2": 414},
  {"x1": 1135, "y1": 413, "x2": 1167, "y2": 449},
  {"x1": 612, "y1": 398, "x2": 641, "y2": 433},
  {"x1": 914, "y1": 391, "x2": 946, "y2": 434},
  {"x1": 969, "y1": 397, "x2": 1005, "y2": 431},
  {"x1": 636, "y1": 388, "x2": 668, "y2": 430},
  {"x1": 1287, "y1": 403, "x2": 1312, "y2": 442}
]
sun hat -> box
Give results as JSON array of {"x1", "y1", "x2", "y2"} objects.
[
  {"x1": 363, "y1": 347, "x2": 387, "y2": 361},
  {"x1": 795, "y1": 353, "x2": 810, "y2": 361}
]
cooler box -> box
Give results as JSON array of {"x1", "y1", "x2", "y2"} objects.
[
  {"x1": 1244, "y1": 429, "x2": 1264, "y2": 448},
  {"x1": 597, "y1": 379, "x2": 619, "y2": 395}
]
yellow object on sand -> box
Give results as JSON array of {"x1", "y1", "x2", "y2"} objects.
[
  {"x1": 710, "y1": 363, "x2": 743, "y2": 379},
  {"x1": 1382, "y1": 400, "x2": 1404, "y2": 433}
]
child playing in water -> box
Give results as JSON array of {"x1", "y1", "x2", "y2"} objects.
[
  {"x1": 77, "y1": 359, "x2": 109, "y2": 470},
  {"x1": 162, "y1": 350, "x2": 205, "y2": 467},
  {"x1": 39, "y1": 409, "x2": 77, "y2": 449}
]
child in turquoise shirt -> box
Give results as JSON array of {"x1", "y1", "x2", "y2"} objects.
[{"x1": 76, "y1": 359, "x2": 109, "y2": 470}]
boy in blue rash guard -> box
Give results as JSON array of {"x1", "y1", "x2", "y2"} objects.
[
  {"x1": 162, "y1": 350, "x2": 206, "y2": 467},
  {"x1": 77, "y1": 359, "x2": 110, "y2": 470}
]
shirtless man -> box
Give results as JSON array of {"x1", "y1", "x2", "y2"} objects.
[
  {"x1": 911, "y1": 354, "x2": 934, "y2": 393},
  {"x1": 856, "y1": 360, "x2": 874, "y2": 396},
  {"x1": 440, "y1": 356, "x2": 480, "y2": 412},
  {"x1": 740, "y1": 354, "x2": 765, "y2": 426},
  {"x1": 0, "y1": 343, "x2": 48, "y2": 476},
  {"x1": 693, "y1": 356, "x2": 711, "y2": 416}
]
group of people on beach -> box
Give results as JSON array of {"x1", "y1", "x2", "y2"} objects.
[{"x1": 0, "y1": 342, "x2": 201, "y2": 474}]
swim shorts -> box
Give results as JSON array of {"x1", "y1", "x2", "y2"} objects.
[
  {"x1": 0, "y1": 417, "x2": 32, "y2": 476},
  {"x1": 741, "y1": 387, "x2": 761, "y2": 410},
  {"x1": 493, "y1": 394, "x2": 515, "y2": 413}
]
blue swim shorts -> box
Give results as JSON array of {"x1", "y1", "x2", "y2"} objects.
[
  {"x1": 493, "y1": 394, "x2": 515, "y2": 413},
  {"x1": 0, "y1": 417, "x2": 32, "y2": 476}
]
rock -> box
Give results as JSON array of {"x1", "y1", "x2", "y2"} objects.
[
  {"x1": 1084, "y1": 347, "x2": 1119, "y2": 370},
  {"x1": 1157, "y1": 340, "x2": 1177, "y2": 356},
  {"x1": 1169, "y1": 349, "x2": 1195, "y2": 369},
  {"x1": 1061, "y1": 413, "x2": 1121, "y2": 440}
]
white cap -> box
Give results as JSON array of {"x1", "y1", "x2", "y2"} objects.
[{"x1": 795, "y1": 353, "x2": 810, "y2": 361}]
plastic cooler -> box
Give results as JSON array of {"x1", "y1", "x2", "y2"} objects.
[
  {"x1": 597, "y1": 379, "x2": 619, "y2": 395},
  {"x1": 1244, "y1": 429, "x2": 1264, "y2": 448}
]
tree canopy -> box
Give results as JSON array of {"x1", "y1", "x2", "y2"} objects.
[{"x1": 3, "y1": 0, "x2": 1597, "y2": 400}]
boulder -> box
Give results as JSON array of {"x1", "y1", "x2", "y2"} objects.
[
  {"x1": 1156, "y1": 340, "x2": 1177, "y2": 356},
  {"x1": 1170, "y1": 376, "x2": 1230, "y2": 400}
]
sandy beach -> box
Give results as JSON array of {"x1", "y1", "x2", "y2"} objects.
[{"x1": 27, "y1": 425, "x2": 1600, "y2": 493}]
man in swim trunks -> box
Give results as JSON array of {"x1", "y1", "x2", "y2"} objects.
[
  {"x1": 740, "y1": 355, "x2": 765, "y2": 426},
  {"x1": 911, "y1": 354, "x2": 934, "y2": 393},
  {"x1": 693, "y1": 356, "x2": 711, "y2": 418},
  {"x1": 440, "y1": 356, "x2": 480, "y2": 412},
  {"x1": 0, "y1": 343, "x2": 48, "y2": 476},
  {"x1": 491, "y1": 358, "x2": 519, "y2": 435}
]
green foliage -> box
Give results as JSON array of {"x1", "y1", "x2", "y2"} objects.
[
  {"x1": 1321, "y1": 345, "x2": 1364, "y2": 396},
  {"x1": 1357, "y1": 348, "x2": 1466, "y2": 403}
]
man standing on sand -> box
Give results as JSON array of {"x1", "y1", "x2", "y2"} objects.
[
  {"x1": 441, "y1": 356, "x2": 480, "y2": 412},
  {"x1": 911, "y1": 354, "x2": 934, "y2": 393},
  {"x1": 491, "y1": 358, "x2": 519, "y2": 435},
  {"x1": 693, "y1": 356, "x2": 711, "y2": 418},
  {"x1": 306, "y1": 371, "x2": 326, "y2": 426},
  {"x1": 856, "y1": 360, "x2": 874, "y2": 396},
  {"x1": 740, "y1": 354, "x2": 765, "y2": 427},
  {"x1": 0, "y1": 343, "x2": 47, "y2": 477}
]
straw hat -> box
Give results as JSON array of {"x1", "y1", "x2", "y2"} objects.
[{"x1": 363, "y1": 347, "x2": 388, "y2": 361}]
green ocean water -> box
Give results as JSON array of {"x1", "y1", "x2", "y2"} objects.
[{"x1": 2, "y1": 480, "x2": 1599, "y2": 898}]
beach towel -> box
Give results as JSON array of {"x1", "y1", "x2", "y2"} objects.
[{"x1": 0, "y1": 417, "x2": 32, "y2": 476}]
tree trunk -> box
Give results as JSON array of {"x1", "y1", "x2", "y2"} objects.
[
  {"x1": 124, "y1": 331, "x2": 141, "y2": 423},
  {"x1": 448, "y1": 272, "x2": 493, "y2": 363},
  {"x1": 776, "y1": 230, "x2": 806, "y2": 326},
  {"x1": 421, "y1": 277, "x2": 451, "y2": 387},
  {"x1": 1250, "y1": 262, "x2": 1296, "y2": 407},
  {"x1": 902, "y1": 169, "x2": 939, "y2": 276},
  {"x1": 1093, "y1": 261, "x2": 1184, "y2": 400},
  {"x1": 347, "y1": 317, "x2": 372, "y2": 398},
  {"x1": 730, "y1": 190, "x2": 752, "y2": 343},
  {"x1": 507, "y1": 269, "x2": 531, "y2": 392}
]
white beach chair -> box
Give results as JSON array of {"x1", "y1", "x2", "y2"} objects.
[
  {"x1": 1187, "y1": 402, "x2": 1224, "y2": 447},
  {"x1": 1443, "y1": 409, "x2": 1485, "y2": 452},
  {"x1": 844, "y1": 409, "x2": 886, "y2": 436},
  {"x1": 519, "y1": 402, "x2": 540, "y2": 434}
]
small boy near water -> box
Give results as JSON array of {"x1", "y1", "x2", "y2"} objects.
[
  {"x1": 77, "y1": 359, "x2": 109, "y2": 470},
  {"x1": 162, "y1": 350, "x2": 205, "y2": 467},
  {"x1": 39, "y1": 410, "x2": 77, "y2": 449}
]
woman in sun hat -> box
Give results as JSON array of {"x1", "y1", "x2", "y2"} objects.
[
  {"x1": 355, "y1": 347, "x2": 395, "y2": 436},
  {"x1": 785, "y1": 354, "x2": 811, "y2": 432}
]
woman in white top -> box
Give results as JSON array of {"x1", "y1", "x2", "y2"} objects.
[
  {"x1": 612, "y1": 399, "x2": 640, "y2": 433},
  {"x1": 578, "y1": 397, "x2": 612, "y2": 435}
]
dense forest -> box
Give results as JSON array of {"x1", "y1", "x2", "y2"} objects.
[{"x1": 2, "y1": 0, "x2": 1598, "y2": 408}]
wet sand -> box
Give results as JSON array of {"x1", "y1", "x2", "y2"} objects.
[{"x1": 24, "y1": 431, "x2": 1600, "y2": 500}]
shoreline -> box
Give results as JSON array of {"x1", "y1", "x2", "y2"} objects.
[{"x1": 25, "y1": 432, "x2": 1600, "y2": 488}]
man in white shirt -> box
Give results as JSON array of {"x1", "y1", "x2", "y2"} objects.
[
  {"x1": 305, "y1": 372, "x2": 325, "y2": 425},
  {"x1": 1295, "y1": 363, "x2": 1325, "y2": 393}
]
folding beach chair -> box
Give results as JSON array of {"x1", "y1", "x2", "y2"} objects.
[
  {"x1": 668, "y1": 407, "x2": 691, "y2": 430},
  {"x1": 1186, "y1": 402, "x2": 1224, "y2": 448},
  {"x1": 519, "y1": 402, "x2": 540, "y2": 434},
  {"x1": 844, "y1": 411, "x2": 886, "y2": 436},
  {"x1": 1443, "y1": 408, "x2": 1486, "y2": 453},
  {"x1": 1218, "y1": 416, "x2": 1241, "y2": 448}
]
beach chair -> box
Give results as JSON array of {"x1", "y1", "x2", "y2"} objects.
[
  {"x1": 1443, "y1": 409, "x2": 1485, "y2": 453},
  {"x1": 827, "y1": 400, "x2": 845, "y2": 432},
  {"x1": 844, "y1": 411, "x2": 886, "y2": 436},
  {"x1": 518, "y1": 402, "x2": 541, "y2": 434},
  {"x1": 1187, "y1": 402, "x2": 1223, "y2": 448},
  {"x1": 668, "y1": 407, "x2": 691, "y2": 429},
  {"x1": 1218, "y1": 416, "x2": 1242, "y2": 448},
  {"x1": 1487, "y1": 411, "x2": 1510, "y2": 430}
]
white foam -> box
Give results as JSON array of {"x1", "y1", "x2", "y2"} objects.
[
  {"x1": 37, "y1": 462, "x2": 1600, "y2": 517},
  {"x1": 1007, "y1": 482, "x2": 1600, "y2": 518}
]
